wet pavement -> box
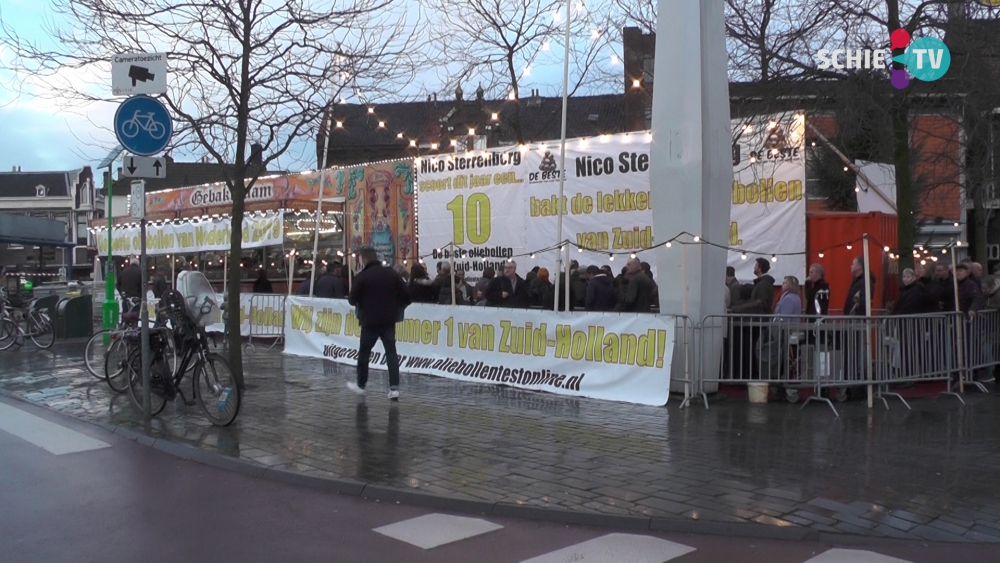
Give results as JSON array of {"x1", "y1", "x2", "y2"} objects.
[{"x1": 2, "y1": 340, "x2": 1000, "y2": 544}]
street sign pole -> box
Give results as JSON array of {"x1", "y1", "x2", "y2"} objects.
[
  {"x1": 103, "y1": 164, "x2": 117, "y2": 331},
  {"x1": 132, "y1": 179, "x2": 151, "y2": 419}
]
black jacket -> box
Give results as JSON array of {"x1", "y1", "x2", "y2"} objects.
[
  {"x1": 253, "y1": 277, "x2": 273, "y2": 294},
  {"x1": 117, "y1": 264, "x2": 143, "y2": 299},
  {"x1": 349, "y1": 261, "x2": 411, "y2": 327},
  {"x1": 726, "y1": 278, "x2": 743, "y2": 310},
  {"x1": 957, "y1": 276, "x2": 985, "y2": 315},
  {"x1": 586, "y1": 275, "x2": 617, "y2": 311},
  {"x1": 844, "y1": 272, "x2": 875, "y2": 316},
  {"x1": 486, "y1": 274, "x2": 530, "y2": 308},
  {"x1": 917, "y1": 277, "x2": 940, "y2": 312},
  {"x1": 732, "y1": 274, "x2": 775, "y2": 314},
  {"x1": 892, "y1": 283, "x2": 929, "y2": 316},
  {"x1": 804, "y1": 279, "x2": 830, "y2": 316},
  {"x1": 528, "y1": 278, "x2": 555, "y2": 309},
  {"x1": 935, "y1": 276, "x2": 956, "y2": 312},
  {"x1": 570, "y1": 272, "x2": 587, "y2": 309},
  {"x1": 438, "y1": 280, "x2": 474, "y2": 305},
  {"x1": 407, "y1": 277, "x2": 438, "y2": 303},
  {"x1": 151, "y1": 273, "x2": 168, "y2": 300},
  {"x1": 314, "y1": 273, "x2": 346, "y2": 299},
  {"x1": 621, "y1": 271, "x2": 654, "y2": 312}
]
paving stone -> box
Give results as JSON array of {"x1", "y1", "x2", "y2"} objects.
[{"x1": 4, "y1": 341, "x2": 1000, "y2": 543}]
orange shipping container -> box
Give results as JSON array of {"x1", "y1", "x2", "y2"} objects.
[{"x1": 805, "y1": 212, "x2": 899, "y2": 313}]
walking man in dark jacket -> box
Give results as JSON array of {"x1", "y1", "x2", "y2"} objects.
[
  {"x1": 620, "y1": 257, "x2": 654, "y2": 312},
  {"x1": 731, "y1": 258, "x2": 775, "y2": 314},
  {"x1": 585, "y1": 265, "x2": 617, "y2": 311},
  {"x1": 486, "y1": 261, "x2": 530, "y2": 308},
  {"x1": 347, "y1": 248, "x2": 411, "y2": 401},
  {"x1": 844, "y1": 257, "x2": 874, "y2": 316},
  {"x1": 117, "y1": 258, "x2": 143, "y2": 311}
]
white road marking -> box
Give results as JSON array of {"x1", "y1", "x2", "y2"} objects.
[
  {"x1": 519, "y1": 533, "x2": 696, "y2": 563},
  {"x1": 0, "y1": 402, "x2": 111, "y2": 455},
  {"x1": 804, "y1": 548, "x2": 913, "y2": 563},
  {"x1": 374, "y1": 513, "x2": 503, "y2": 549}
]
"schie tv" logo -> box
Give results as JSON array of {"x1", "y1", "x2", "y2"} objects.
[{"x1": 816, "y1": 29, "x2": 950, "y2": 90}]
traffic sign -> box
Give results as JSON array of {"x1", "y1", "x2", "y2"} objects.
[
  {"x1": 114, "y1": 96, "x2": 172, "y2": 157},
  {"x1": 130, "y1": 180, "x2": 145, "y2": 219},
  {"x1": 121, "y1": 154, "x2": 167, "y2": 178},
  {"x1": 112, "y1": 53, "x2": 167, "y2": 96}
]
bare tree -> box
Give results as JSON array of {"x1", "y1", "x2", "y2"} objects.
[{"x1": 1, "y1": 0, "x2": 419, "y2": 384}]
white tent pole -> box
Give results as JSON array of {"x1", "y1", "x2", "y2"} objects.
[{"x1": 553, "y1": 0, "x2": 572, "y2": 312}]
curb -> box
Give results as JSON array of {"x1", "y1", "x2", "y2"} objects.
[{"x1": 0, "y1": 389, "x2": 973, "y2": 546}]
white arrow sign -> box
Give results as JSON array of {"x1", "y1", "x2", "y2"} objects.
[
  {"x1": 121, "y1": 155, "x2": 167, "y2": 179},
  {"x1": 112, "y1": 53, "x2": 168, "y2": 96}
]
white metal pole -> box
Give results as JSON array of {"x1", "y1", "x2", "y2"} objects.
[
  {"x1": 553, "y1": 0, "x2": 572, "y2": 312},
  {"x1": 288, "y1": 251, "x2": 296, "y2": 297},
  {"x1": 564, "y1": 245, "x2": 571, "y2": 311},
  {"x1": 862, "y1": 234, "x2": 873, "y2": 408},
  {"x1": 222, "y1": 253, "x2": 227, "y2": 296},
  {"x1": 449, "y1": 243, "x2": 456, "y2": 305},
  {"x1": 951, "y1": 243, "x2": 964, "y2": 393}
]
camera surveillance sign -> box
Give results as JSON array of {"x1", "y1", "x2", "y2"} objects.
[{"x1": 112, "y1": 53, "x2": 167, "y2": 96}]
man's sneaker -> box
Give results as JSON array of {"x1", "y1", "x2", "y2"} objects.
[
  {"x1": 387, "y1": 388, "x2": 400, "y2": 401},
  {"x1": 346, "y1": 382, "x2": 365, "y2": 395}
]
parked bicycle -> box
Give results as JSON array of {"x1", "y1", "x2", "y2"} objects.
[
  {"x1": 0, "y1": 288, "x2": 54, "y2": 351},
  {"x1": 124, "y1": 271, "x2": 240, "y2": 426}
]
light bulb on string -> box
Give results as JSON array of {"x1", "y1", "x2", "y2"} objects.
[
  {"x1": 954, "y1": 222, "x2": 960, "y2": 227},
  {"x1": 608, "y1": 254, "x2": 614, "y2": 261},
  {"x1": 665, "y1": 242, "x2": 672, "y2": 248},
  {"x1": 741, "y1": 252, "x2": 747, "y2": 260},
  {"x1": 693, "y1": 236, "x2": 700, "y2": 242},
  {"x1": 771, "y1": 255, "x2": 777, "y2": 262},
  {"x1": 818, "y1": 252, "x2": 824, "y2": 258},
  {"x1": 630, "y1": 253, "x2": 636, "y2": 259},
  {"x1": 920, "y1": 259, "x2": 927, "y2": 265},
  {"x1": 956, "y1": 241, "x2": 962, "y2": 246},
  {"x1": 942, "y1": 248, "x2": 948, "y2": 254},
  {"x1": 578, "y1": 247, "x2": 583, "y2": 253},
  {"x1": 846, "y1": 245, "x2": 852, "y2": 250},
  {"x1": 530, "y1": 253, "x2": 535, "y2": 259},
  {"x1": 883, "y1": 246, "x2": 890, "y2": 252},
  {"x1": 931, "y1": 256, "x2": 938, "y2": 262},
  {"x1": 507, "y1": 257, "x2": 513, "y2": 263}
]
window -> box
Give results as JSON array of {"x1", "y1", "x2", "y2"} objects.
[{"x1": 35, "y1": 185, "x2": 47, "y2": 197}]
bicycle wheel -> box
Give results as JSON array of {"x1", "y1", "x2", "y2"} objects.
[
  {"x1": 84, "y1": 330, "x2": 114, "y2": 380},
  {"x1": 28, "y1": 312, "x2": 54, "y2": 349},
  {"x1": 121, "y1": 119, "x2": 139, "y2": 138},
  {"x1": 105, "y1": 338, "x2": 131, "y2": 393},
  {"x1": 126, "y1": 348, "x2": 167, "y2": 417},
  {"x1": 194, "y1": 353, "x2": 240, "y2": 426},
  {"x1": 147, "y1": 121, "x2": 165, "y2": 140},
  {"x1": 0, "y1": 318, "x2": 19, "y2": 351}
]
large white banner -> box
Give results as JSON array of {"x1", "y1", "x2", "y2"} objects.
[
  {"x1": 284, "y1": 297, "x2": 675, "y2": 406},
  {"x1": 416, "y1": 113, "x2": 806, "y2": 284},
  {"x1": 96, "y1": 211, "x2": 284, "y2": 257}
]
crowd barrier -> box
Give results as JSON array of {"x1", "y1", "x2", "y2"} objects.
[
  {"x1": 694, "y1": 312, "x2": 987, "y2": 416},
  {"x1": 244, "y1": 293, "x2": 286, "y2": 352}
]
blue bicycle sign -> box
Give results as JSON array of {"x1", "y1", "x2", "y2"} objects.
[{"x1": 114, "y1": 95, "x2": 172, "y2": 156}]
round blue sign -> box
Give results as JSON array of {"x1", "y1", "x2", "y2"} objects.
[{"x1": 114, "y1": 95, "x2": 172, "y2": 156}]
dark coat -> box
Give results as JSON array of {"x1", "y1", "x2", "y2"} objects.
[
  {"x1": 732, "y1": 274, "x2": 775, "y2": 314},
  {"x1": 570, "y1": 272, "x2": 587, "y2": 309},
  {"x1": 528, "y1": 278, "x2": 555, "y2": 309},
  {"x1": 407, "y1": 277, "x2": 438, "y2": 303},
  {"x1": 314, "y1": 273, "x2": 346, "y2": 299},
  {"x1": 957, "y1": 276, "x2": 985, "y2": 315},
  {"x1": 892, "y1": 282, "x2": 929, "y2": 316},
  {"x1": 804, "y1": 279, "x2": 830, "y2": 316},
  {"x1": 586, "y1": 274, "x2": 617, "y2": 311},
  {"x1": 844, "y1": 272, "x2": 875, "y2": 316},
  {"x1": 151, "y1": 273, "x2": 168, "y2": 300},
  {"x1": 726, "y1": 278, "x2": 743, "y2": 310},
  {"x1": 438, "y1": 280, "x2": 474, "y2": 305},
  {"x1": 916, "y1": 277, "x2": 940, "y2": 312},
  {"x1": 621, "y1": 271, "x2": 654, "y2": 312},
  {"x1": 252, "y1": 276, "x2": 273, "y2": 294},
  {"x1": 117, "y1": 264, "x2": 143, "y2": 299},
  {"x1": 935, "y1": 276, "x2": 956, "y2": 312},
  {"x1": 348, "y1": 261, "x2": 411, "y2": 327},
  {"x1": 486, "y1": 274, "x2": 530, "y2": 308}
]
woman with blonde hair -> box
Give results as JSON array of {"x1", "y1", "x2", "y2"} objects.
[{"x1": 774, "y1": 276, "x2": 802, "y2": 317}]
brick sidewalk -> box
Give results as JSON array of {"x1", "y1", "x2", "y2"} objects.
[{"x1": 3, "y1": 340, "x2": 1000, "y2": 543}]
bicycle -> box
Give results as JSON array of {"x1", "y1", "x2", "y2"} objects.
[
  {"x1": 101, "y1": 298, "x2": 182, "y2": 394},
  {"x1": 121, "y1": 111, "x2": 166, "y2": 140},
  {"x1": 84, "y1": 296, "x2": 141, "y2": 381},
  {"x1": 0, "y1": 292, "x2": 54, "y2": 351},
  {"x1": 125, "y1": 284, "x2": 241, "y2": 426}
]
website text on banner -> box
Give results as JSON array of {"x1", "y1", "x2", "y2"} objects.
[
  {"x1": 284, "y1": 297, "x2": 675, "y2": 406},
  {"x1": 96, "y1": 212, "x2": 283, "y2": 257},
  {"x1": 415, "y1": 112, "x2": 806, "y2": 282}
]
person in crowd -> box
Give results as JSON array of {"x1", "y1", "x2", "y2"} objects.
[
  {"x1": 731, "y1": 258, "x2": 775, "y2": 314},
  {"x1": 641, "y1": 261, "x2": 658, "y2": 307},
  {"x1": 528, "y1": 267, "x2": 555, "y2": 309},
  {"x1": 439, "y1": 266, "x2": 474, "y2": 305},
  {"x1": 117, "y1": 257, "x2": 143, "y2": 311},
  {"x1": 614, "y1": 266, "x2": 629, "y2": 308},
  {"x1": 394, "y1": 263, "x2": 409, "y2": 282},
  {"x1": 151, "y1": 269, "x2": 168, "y2": 300},
  {"x1": 525, "y1": 265, "x2": 540, "y2": 285},
  {"x1": 585, "y1": 265, "x2": 616, "y2": 311},
  {"x1": 844, "y1": 257, "x2": 875, "y2": 316},
  {"x1": 759, "y1": 276, "x2": 802, "y2": 380},
  {"x1": 985, "y1": 263, "x2": 1000, "y2": 310},
  {"x1": 487, "y1": 261, "x2": 530, "y2": 308},
  {"x1": 252, "y1": 268, "x2": 273, "y2": 294},
  {"x1": 914, "y1": 263, "x2": 940, "y2": 312},
  {"x1": 297, "y1": 266, "x2": 322, "y2": 296},
  {"x1": 619, "y1": 257, "x2": 654, "y2": 312},
  {"x1": 569, "y1": 260, "x2": 587, "y2": 310},
  {"x1": 474, "y1": 266, "x2": 494, "y2": 306},
  {"x1": 347, "y1": 247, "x2": 411, "y2": 401},
  {"x1": 725, "y1": 266, "x2": 743, "y2": 312},
  {"x1": 314, "y1": 265, "x2": 346, "y2": 298},
  {"x1": 804, "y1": 264, "x2": 829, "y2": 316},
  {"x1": 774, "y1": 276, "x2": 803, "y2": 317},
  {"x1": 956, "y1": 263, "x2": 985, "y2": 318},
  {"x1": 935, "y1": 263, "x2": 956, "y2": 312},
  {"x1": 600, "y1": 265, "x2": 613, "y2": 278},
  {"x1": 891, "y1": 268, "x2": 928, "y2": 315},
  {"x1": 431, "y1": 261, "x2": 452, "y2": 297},
  {"x1": 407, "y1": 263, "x2": 437, "y2": 303}
]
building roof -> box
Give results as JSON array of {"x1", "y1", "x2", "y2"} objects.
[
  {"x1": 322, "y1": 93, "x2": 627, "y2": 153},
  {"x1": 0, "y1": 170, "x2": 74, "y2": 198},
  {"x1": 110, "y1": 157, "x2": 284, "y2": 196}
]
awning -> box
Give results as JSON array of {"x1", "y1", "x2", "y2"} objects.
[{"x1": 0, "y1": 214, "x2": 76, "y2": 248}]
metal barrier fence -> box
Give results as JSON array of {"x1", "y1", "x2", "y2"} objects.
[
  {"x1": 669, "y1": 315, "x2": 705, "y2": 409},
  {"x1": 966, "y1": 308, "x2": 1000, "y2": 394},
  {"x1": 697, "y1": 313, "x2": 969, "y2": 416},
  {"x1": 245, "y1": 294, "x2": 285, "y2": 352}
]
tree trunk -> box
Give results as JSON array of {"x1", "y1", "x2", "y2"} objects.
[
  {"x1": 891, "y1": 92, "x2": 915, "y2": 271},
  {"x1": 975, "y1": 200, "x2": 988, "y2": 265},
  {"x1": 506, "y1": 52, "x2": 524, "y2": 145},
  {"x1": 227, "y1": 185, "x2": 246, "y2": 392}
]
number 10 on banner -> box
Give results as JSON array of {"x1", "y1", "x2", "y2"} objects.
[{"x1": 446, "y1": 194, "x2": 491, "y2": 245}]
